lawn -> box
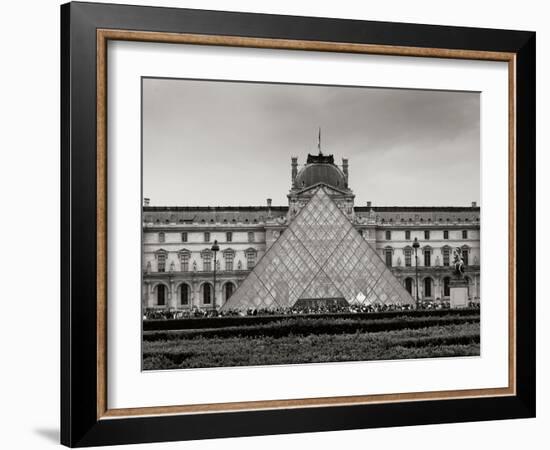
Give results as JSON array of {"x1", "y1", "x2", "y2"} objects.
[{"x1": 142, "y1": 312, "x2": 480, "y2": 370}]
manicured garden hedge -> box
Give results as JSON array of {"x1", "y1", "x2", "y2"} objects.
[
  {"x1": 143, "y1": 308, "x2": 480, "y2": 331},
  {"x1": 142, "y1": 322, "x2": 480, "y2": 370},
  {"x1": 143, "y1": 314, "x2": 479, "y2": 340}
]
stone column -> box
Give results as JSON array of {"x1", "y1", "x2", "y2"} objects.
[
  {"x1": 143, "y1": 282, "x2": 150, "y2": 309},
  {"x1": 147, "y1": 282, "x2": 154, "y2": 308},
  {"x1": 434, "y1": 278, "x2": 441, "y2": 300},
  {"x1": 192, "y1": 281, "x2": 199, "y2": 308},
  {"x1": 169, "y1": 280, "x2": 177, "y2": 309}
]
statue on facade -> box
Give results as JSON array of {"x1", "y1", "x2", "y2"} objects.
[
  {"x1": 435, "y1": 255, "x2": 441, "y2": 267},
  {"x1": 237, "y1": 260, "x2": 243, "y2": 270},
  {"x1": 452, "y1": 247, "x2": 465, "y2": 278},
  {"x1": 192, "y1": 260, "x2": 197, "y2": 272},
  {"x1": 169, "y1": 261, "x2": 175, "y2": 273}
]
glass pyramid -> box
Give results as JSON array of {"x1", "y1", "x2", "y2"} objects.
[{"x1": 222, "y1": 186, "x2": 414, "y2": 311}]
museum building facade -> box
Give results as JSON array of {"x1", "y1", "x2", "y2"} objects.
[{"x1": 142, "y1": 152, "x2": 481, "y2": 310}]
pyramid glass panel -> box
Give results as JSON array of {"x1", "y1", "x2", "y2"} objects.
[{"x1": 222, "y1": 186, "x2": 414, "y2": 311}]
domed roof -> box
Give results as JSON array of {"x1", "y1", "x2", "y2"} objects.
[{"x1": 295, "y1": 155, "x2": 347, "y2": 190}]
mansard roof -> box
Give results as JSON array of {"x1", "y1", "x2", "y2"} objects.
[
  {"x1": 143, "y1": 206, "x2": 287, "y2": 225},
  {"x1": 355, "y1": 206, "x2": 480, "y2": 223},
  {"x1": 143, "y1": 205, "x2": 480, "y2": 224}
]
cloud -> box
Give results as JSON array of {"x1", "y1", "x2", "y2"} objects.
[{"x1": 143, "y1": 78, "x2": 479, "y2": 206}]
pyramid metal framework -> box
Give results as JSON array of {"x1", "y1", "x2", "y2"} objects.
[{"x1": 221, "y1": 186, "x2": 414, "y2": 310}]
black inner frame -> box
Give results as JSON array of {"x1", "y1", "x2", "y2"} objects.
[{"x1": 61, "y1": 2, "x2": 536, "y2": 447}]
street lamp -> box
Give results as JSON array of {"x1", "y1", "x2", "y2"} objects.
[
  {"x1": 211, "y1": 239, "x2": 220, "y2": 312},
  {"x1": 412, "y1": 237, "x2": 420, "y2": 309}
]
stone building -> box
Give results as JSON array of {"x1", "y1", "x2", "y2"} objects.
[{"x1": 142, "y1": 151, "x2": 480, "y2": 311}]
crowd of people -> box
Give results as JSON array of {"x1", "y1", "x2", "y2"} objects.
[{"x1": 143, "y1": 300, "x2": 479, "y2": 321}]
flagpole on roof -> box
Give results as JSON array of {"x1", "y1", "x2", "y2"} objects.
[{"x1": 318, "y1": 127, "x2": 322, "y2": 155}]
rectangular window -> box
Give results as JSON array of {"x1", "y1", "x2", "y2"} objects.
[
  {"x1": 462, "y1": 230, "x2": 468, "y2": 239},
  {"x1": 385, "y1": 230, "x2": 391, "y2": 240},
  {"x1": 157, "y1": 254, "x2": 166, "y2": 272},
  {"x1": 225, "y1": 253, "x2": 234, "y2": 271},
  {"x1": 226, "y1": 232, "x2": 232, "y2": 242},
  {"x1": 424, "y1": 230, "x2": 430, "y2": 240},
  {"x1": 204, "y1": 232, "x2": 210, "y2": 242},
  {"x1": 443, "y1": 248, "x2": 450, "y2": 266},
  {"x1": 248, "y1": 231, "x2": 255, "y2": 243},
  {"x1": 443, "y1": 230, "x2": 449, "y2": 239},
  {"x1": 424, "y1": 250, "x2": 431, "y2": 267},
  {"x1": 385, "y1": 250, "x2": 392, "y2": 267},
  {"x1": 405, "y1": 230, "x2": 411, "y2": 240},
  {"x1": 246, "y1": 251, "x2": 256, "y2": 269},
  {"x1": 203, "y1": 254, "x2": 212, "y2": 271},
  {"x1": 462, "y1": 249, "x2": 469, "y2": 266},
  {"x1": 180, "y1": 254, "x2": 189, "y2": 272},
  {"x1": 181, "y1": 232, "x2": 188, "y2": 242},
  {"x1": 158, "y1": 232, "x2": 165, "y2": 243},
  {"x1": 404, "y1": 248, "x2": 412, "y2": 267}
]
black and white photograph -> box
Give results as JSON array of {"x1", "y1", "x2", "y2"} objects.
[{"x1": 140, "y1": 78, "x2": 481, "y2": 370}]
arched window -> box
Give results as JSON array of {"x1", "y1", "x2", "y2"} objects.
[
  {"x1": 203, "y1": 283, "x2": 212, "y2": 304},
  {"x1": 180, "y1": 284, "x2": 189, "y2": 306},
  {"x1": 405, "y1": 278, "x2": 413, "y2": 295},
  {"x1": 443, "y1": 277, "x2": 451, "y2": 297},
  {"x1": 224, "y1": 283, "x2": 235, "y2": 302},
  {"x1": 157, "y1": 284, "x2": 166, "y2": 306},
  {"x1": 424, "y1": 278, "x2": 432, "y2": 298}
]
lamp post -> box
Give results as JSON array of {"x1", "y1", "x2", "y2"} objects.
[
  {"x1": 211, "y1": 239, "x2": 220, "y2": 312},
  {"x1": 412, "y1": 237, "x2": 420, "y2": 309}
]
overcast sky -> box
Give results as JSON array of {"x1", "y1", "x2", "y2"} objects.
[{"x1": 142, "y1": 78, "x2": 480, "y2": 207}]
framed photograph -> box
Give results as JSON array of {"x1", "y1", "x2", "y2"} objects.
[{"x1": 61, "y1": 2, "x2": 536, "y2": 447}]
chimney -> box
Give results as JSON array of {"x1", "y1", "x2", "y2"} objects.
[
  {"x1": 267, "y1": 198, "x2": 272, "y2": 217},
  {"x1": 143, "y1": 198, "x2": 150, "y2": 206},
  {"x1": 471, "y1": 201, "x2": 477, "y2": 207},
  {"x1": 291, "y1": 157, "x2": 298, "y2": 187},
  {"x1": 342, "y1": 158, "x2": 349, "y2": 187},
  {"x1": 367, "y1": 201, "x2": 372, "y2": 209}
]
